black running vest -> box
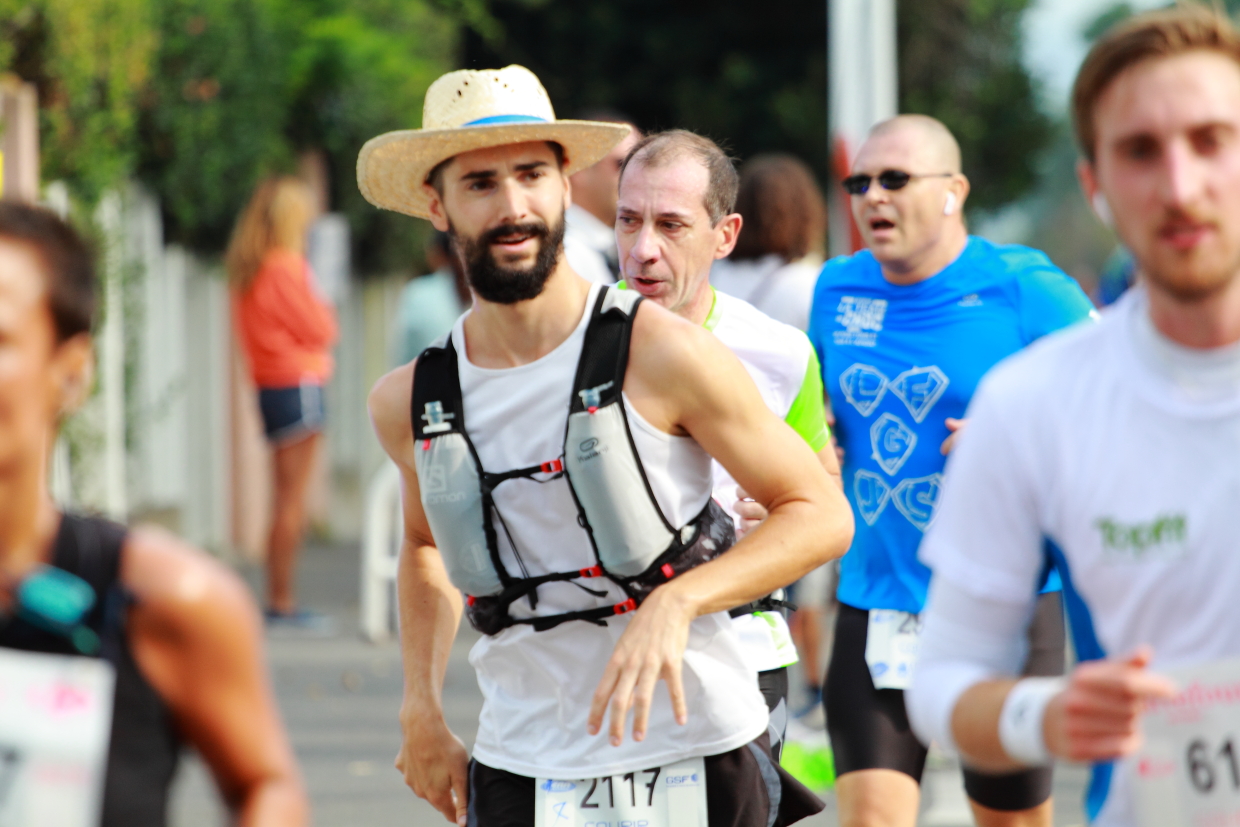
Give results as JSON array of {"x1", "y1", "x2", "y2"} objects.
[
  {"x1": 0, "y1": 514, "x2": 180, "y2": 826},
  {"x1": 412, "y1": 287, "x2": 737, "y2": 635}
]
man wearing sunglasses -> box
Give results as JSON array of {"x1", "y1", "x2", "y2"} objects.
[
  {"x1": 807, "y1": 114, "x2": 1096, "y2": 827},
  {"x1": 0, "y1": 203, "x2": 306, "y2": 826}
]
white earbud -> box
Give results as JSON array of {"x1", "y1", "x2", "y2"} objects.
[
  {"x1": 1091, "y1": 192, "x2": 1114, "y2": 228},
  {"x1": 943, "y1": 192, "x2": 957, "y2": 216}
]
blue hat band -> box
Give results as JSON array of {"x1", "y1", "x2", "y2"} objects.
[{"x1": 464, "y1": 114, "x2": 550, "y2": 126}]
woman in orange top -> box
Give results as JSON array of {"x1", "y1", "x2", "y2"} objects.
[{"x1": 228, "y1": 176, "x2": 338, "y2": 627}]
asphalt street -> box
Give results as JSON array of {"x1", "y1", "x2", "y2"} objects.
[{"x1": 168, "y1": 542, "x2": 1092, "y2": 826}]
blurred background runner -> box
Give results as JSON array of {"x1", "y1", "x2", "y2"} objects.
[
  {"x1": 0, "y1": 201, "x2": 306, "y2": 827},
  {"x1": 909, "y1": 8, "x2": 1240, "y2": 827},
  {"x1": 711, "y1": 153, "x2": 827, "y2": 332},
  {"x1": 710, "y1": 151, "x2": 838, "y2": 733},
  {"x1": 394, "y1": 231, "x2": 469, "y2": 367},
  {"x1": 563, "y1": 111, "x2": 641, "y2": 284},
  {"x1": 614, "y1": 129, "x2": 841, "y2": 764},
  {"x1": 809, "y1": 114, "x2": 1095, "y2": 827},
  {"x1": 229, "y1": 177, "x2": 339, "y2": 630}
]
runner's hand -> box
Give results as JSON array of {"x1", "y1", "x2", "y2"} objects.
[
  {"x1": 587, "y1": 586, "x2": 693, "y2": 746},
  {"x1": 940, "y1": 417, "x2": 967, "y2": 455},
  {"x1": 1042, "y1": 646, "x2": 1177, "y2": 763},
  {"x1": 733, "y1": 485, "x2": 767, "y2": 538},
  {"x1": 395, "y1": 709, "x2": 470, "y2": 825}
]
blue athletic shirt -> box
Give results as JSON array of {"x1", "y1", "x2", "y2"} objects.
[{"x1": 808, "y1": 236, "x2": 1096, "y2": 614}]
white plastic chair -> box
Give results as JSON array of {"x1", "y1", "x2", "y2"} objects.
[{"x1": 360, "y1": 460, "x2": 403, "y2": 642}]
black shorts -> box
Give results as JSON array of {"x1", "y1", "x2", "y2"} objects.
[
  {"x1": 466, "y1": 732, "x2": 824, "y2": 827},
  {"x1": 824, "y1": 592, "x2": 1065, "y2": 811},
  {"x1": 758, "y1": 667, "x2": 789, "y2": 761}
]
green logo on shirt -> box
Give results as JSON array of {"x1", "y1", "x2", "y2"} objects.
[{"x1": 1095, "y1": 514, "x2": 1187, "y2": 563}]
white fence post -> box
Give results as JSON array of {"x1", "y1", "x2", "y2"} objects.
[
  {"x1": 95, "y1": 192, "x2": 128, "y2": 520},
  {"x1": 361, "y1": 460, "x2": 403, "y2": 642},
  {"x1": 828, "y1": 0, "x2": 898, "y2": 256}
]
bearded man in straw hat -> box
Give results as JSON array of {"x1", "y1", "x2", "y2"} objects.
[{"x1": 361, "y1": 65, "x2": 852, "y2": 827}]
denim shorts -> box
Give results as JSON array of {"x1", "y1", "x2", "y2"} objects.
[{"x1": 258, "y1": 384, "x2": 325, "y2": 445}]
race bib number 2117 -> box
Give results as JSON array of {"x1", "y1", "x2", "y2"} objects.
[{"x1": 535, "y1": 757, "x2": 707, "y2": 827}]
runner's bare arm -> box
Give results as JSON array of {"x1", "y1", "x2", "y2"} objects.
[
  {"x1": 628, "y1": 302, "x2": 852, "y2": 610},
  {"x1": 369, "y1": 362, "x2": 470, "y2": 827},
  {"x1": 951, "y1": 648, "x2": 1177, "y2": 772},
  {"x1": 123, "y1": 529, "x2": 307, "y2": 826},
  {"x1": 733, "y1": 447, "x2": 840, "y2": 530},
  {"x1": 590, "y1": 302, "x2": 854, "y2": 745}
]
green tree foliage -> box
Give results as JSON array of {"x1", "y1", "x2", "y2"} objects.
[
  {"x1": 136, "y1": 0, "x2": 461, "y2": 270},
  {"x1": 897, "y1": 0, "x2": 1051, "y2": 213},
  {"x1": 461, "y1": 0, "x2": 828, "y2": 180},
  {"x1": 3, "y1": 0, "x2": 1055, "y2": 254},
  {"x1": 0, "y1": 0, "x2": 157, "y2": 203},
  {"x1": 136, "y1": 0, "x2": 295, "y2": 252},
  {"x1": 463, "y1": 0, "x2": 1051, "y2": 216},
  {"x1": 282, "y1": 0, "x2": 460, "y2": 272},
  {"x1": 2, "y1": 0, "x2": 467, "y2": 271}
]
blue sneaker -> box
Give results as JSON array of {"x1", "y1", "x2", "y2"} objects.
[
  {"x1": 792, "y1": 686, "x2": 824, "y2": 728},
  {"x1": 264, "y1": 607, "x2": 336, "y2": 635}
]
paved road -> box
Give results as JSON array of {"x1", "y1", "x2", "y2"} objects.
[{"x1": 169, "y1": 542, "x2": 1092, "y2": 826}]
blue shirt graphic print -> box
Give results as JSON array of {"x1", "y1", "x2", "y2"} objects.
[{"x1": 808, "y1": 236, "x2": 1095, "y2": 614}]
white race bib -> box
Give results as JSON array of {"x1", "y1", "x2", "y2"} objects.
[
  {"x1": 0, "y1": 648, "x2": 115, "y2": 827},
  {"x1": 865, "y1": 609, "x2": 921, "y2": 690},
  {"x1": 534, "y1": 757, "x2": 708, "y2": 827},
  {"x1": 1135, "y1": 657, "x2": 1240, "y2": 827}
]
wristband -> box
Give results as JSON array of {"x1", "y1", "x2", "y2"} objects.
[{"x1": 998, "y1": 677, "x2": 1066, "y2": 766}]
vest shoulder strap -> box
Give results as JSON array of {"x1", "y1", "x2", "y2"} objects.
[
  {"x1": 412, "y1": 335, "x2": 465, "y2": 441},
  {"x1": 570, "y1": 287, "x2": 642, "y2": 414}
]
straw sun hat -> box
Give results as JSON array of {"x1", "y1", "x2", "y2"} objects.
[{"x1": 357, "y1": 65, "x2": 631, "y2": 220}]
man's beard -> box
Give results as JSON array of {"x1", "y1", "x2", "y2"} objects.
[
  {"x1": 452, "y1": 214, "x2": 566, "y2": 305},
  {"x1": 1139, "y1": 208, "x2": 1240, "y2": 303}
]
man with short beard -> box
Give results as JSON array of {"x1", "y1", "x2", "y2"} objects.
[
  {"x1": 450, "y1": 207, "x2": 566, "y2": 303},
  {"x1": 358, "y1": 66, "x2": 852, "y2": 827},
  {"x1": 907, "y1": 7, "x2": 1240, "y2": 827}
]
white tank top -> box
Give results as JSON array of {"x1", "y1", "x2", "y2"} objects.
[{"x1": 453, "y1": 284, "x2": 767, "y2": 778}]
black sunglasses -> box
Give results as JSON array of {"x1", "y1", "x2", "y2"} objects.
[{"x1": 842, "y1": 170, "x2": 953, "y2": 195}]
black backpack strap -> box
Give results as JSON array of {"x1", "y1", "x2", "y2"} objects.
[
  {"x1": 410, "y1": 335, "x2": 522, "y2": 589},
  {"x1": 569, "y1": 287, "x2": 641, "y2": 414},
  {"x1": 52, "y1": 513, "x2": 126, "y2": 641},
  {"x1": 412, "y1": 336, "x2": 466, "y2": 441},
  {"x1": 729, "y1": 596, "x2": 798, "y2": 618}
]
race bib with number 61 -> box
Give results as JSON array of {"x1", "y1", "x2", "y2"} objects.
[
  {"x1": 0, "y1": 647, "x2": 115, "y2": 827},
  {"x1": 865, "y1": 609, "x2": 922, "y2": 691},
  {"x1": 535, "y1": 757, "x2": 707, "y2": 827},
  {"x1": 1134, "y1": 657, "x2": 1240, "y2": 827}
]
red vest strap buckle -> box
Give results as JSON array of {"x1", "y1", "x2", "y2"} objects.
[
  {"x1": 466, "y1": 595, "x2": 476, "y2": 607},
  {"x1": 579, "y1": 565, "x2": 603, "y2": 578},
  {"x1": 661, "y1": 563, "x2": 675, "y2": 580},
  {"x1": 421, "y1": 439, "x2": 431, "y2": 450},
  {"x1": 613, "y1": 598, "x2": 637, "y2": 615},
  {"x1": 541, "y1": 458, "x2": 564, "y2": 474}
]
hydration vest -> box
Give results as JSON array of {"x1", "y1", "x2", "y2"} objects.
[{"x1": 412, "y1": 287, "x2": 736, "y2": 635}]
